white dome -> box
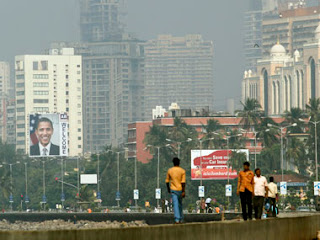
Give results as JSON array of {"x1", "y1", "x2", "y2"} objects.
[
  {"x1": 270, "y1": 43, "x2": 286, "y2": 57},
  {"x1": 315, "y1": 24, "x2": 320, "y2": 39}
]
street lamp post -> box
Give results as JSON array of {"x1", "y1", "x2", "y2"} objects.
[
  {"x1": 166, "y1": 138, "x2": 192, "y2": 159},
  {"x1": 61, "y1": 158, "x2": 64, "y2": 209},
  {"x1": 42, "y1": 161, "x2": 46, "y2": 211},
  {"x1": 267, "y1": 123, "x2": 297, "y2": 181},
  {"x1": 24, "y1": 162, "x2": 28, "y2": 210},
  {"x1": 299, "y1": 118, "x2": 320, "y2": 181},
  {"x1": 117, "y1": 152, "x2": 120, "y2": 207},
  {"x1": 134, "y1": 153, "x2": 138, "y2": 207},
  {"x1": 9, "y1": 164, "x2": 13, "y2": 211}
]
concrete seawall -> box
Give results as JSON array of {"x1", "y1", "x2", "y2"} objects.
[{"x1": 0, "y1": 214, "x2": 319, "y2": 240}]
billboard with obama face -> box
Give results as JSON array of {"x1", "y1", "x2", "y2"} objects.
[{"x1": 29, "y1": 113, "x2": 68, "y2": 157}]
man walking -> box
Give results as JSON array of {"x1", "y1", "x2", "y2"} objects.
[
  {"x1": 267, "y1": 176, "x2": 278, "y2": 217},
  {"x1": 166, "y1": 157, "x2": 186, "y2": 224},
  {"x1": 253, "y1": 168, "x2": 268, "y2": 220},
  {"x1": 237, "y1": 162, "x2": 254, "y2": 221}
]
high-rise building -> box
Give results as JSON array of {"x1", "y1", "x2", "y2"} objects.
[
  {"x1": 242, "y1": 24, "x2": 320, "y2": 115},
  {"x1": 143, "y1": 34, "x2": 214, "y2": 120},
  {"x1": 77, "y1": 0, "x2": 145, "y2": 152},
  {"x1": 262, "y1": 4, "x2": 320, "y2": 57},
  {"x1": 0, "y1": 62, "x2": 15, "y2": 143},
  {"x1": 80, "y1": 38, "x2": 144, "y2": 151},
  {"x1": 80, "y1": 0, "x2": 126, "y2": 42},
  {"x1": 14, "y1": 48, "x2": 83, "y2": 156},
  {"x1": 243, "y1": 0, "x2": 279, "y2": 71}
]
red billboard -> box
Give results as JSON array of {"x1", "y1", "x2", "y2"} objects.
[{"x1": 191, "y1": 149, "x2": 249, "y2": 180}]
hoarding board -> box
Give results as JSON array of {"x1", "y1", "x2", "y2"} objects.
[
  {"x1": 80, "y1": 174, "x2": 98, "y2": 184},
  {"x1": 191, "y1": 149, "x2": 249, "y2": 180},
  {"x1": 29, "y1": 113, "x2": 68, "y2": 157}
]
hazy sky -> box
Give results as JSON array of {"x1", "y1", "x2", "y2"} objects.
[{"x1": 0, "y1": 0, "x2": 248, "y2": 110}]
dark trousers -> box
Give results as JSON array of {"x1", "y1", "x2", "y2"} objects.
[
  {"x1": 253, "y1": 196, "x2": 265, "y2": 219},
  {"x1": 240, "y1": 189, "x2": 252, "y2": 220},
  {"x1": 269, "y1": 197, "x2": 277, "y2": 217}
]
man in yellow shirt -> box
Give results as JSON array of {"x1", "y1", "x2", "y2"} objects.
[
  {"x1": 237, "y1": 161, "x2": 254, "y2": 221},
  {"x1": 166, "y1": 157, "x2": 186, "y2": 223}
]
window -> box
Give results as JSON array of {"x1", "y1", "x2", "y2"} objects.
[
  {"x1": 17, "y1": 124, "x2": 25, "y2": 129},
  {"x1": 33, "y1": 61, "x2": 39, "y2": 70},
  {"x1": 77, "y1": 87, "x2": 81, "y2": 91},
  {"x1": 33, "y1": 82, "x2": 49, "y2": 87},
  {"x1": 33, "y1": 74, "x2": 49, "y2": 79},
  {"x1": 16, "y1": 74, "x2": 24, "y2": 79},
  {"x1": 77, "y1": 65, "x2": 81, "y2": 68},
  {"x1": 17, "y1": 100, "x2": 25, "y2": 104},
  {"x1": 77, "y1": 71, "x2": 81, "y2": 74},
  {"x1": 17, "y1": 91, "x2": 25, "y2": 96},
  {"x1": 78, "y1": 137, "x2": 81, "y2": 140},
  {"x1": 17, "y1": 108, "x2": 25, "y2": 112},
  {"x1": 66, "y1": 83, "x2": 69, "y2": 87},
  {"x1": 78, "y1": 128, "x2": 81, "y2": 132},
  {"x1": 66, "y1": 99, "x2": 69, "y2": 104},
  {"x1": 66, "y1": 91, "x2": 69, "y2": 95},
  {"x1": 41, "y1": 61, "x2": 48, "y2": 70},
  {"x1": 66, "y1": 75, "x2": 69, "y2": 79},
  {"x1": 33, "y1": 99, "x2": 49, "y2": 103},
  {"x1": 17, "y1": 141, "x2": 25, "y2": 145},
  {"x1": 33, "y1": 91, "x2": 49, "y2": 95},
  {"x1": 17, "y1": 132, "x2": 25, "y2": 137},
  {"x1": 77, "y1": 104, "x2": 81, "y2": 108},
  {"x1": 66, "y1": 108, "x2": 69, "y2": 112},
  {"x1": 78, "y1": 145, "x2": 82, "y2": 148},
  {"x1": 77, "y1": 79, "x2": 81, "y2": 83},
  {"x1": 17, "y1": 116, "x2": 24, "y2": 121},
  {"x1": 34, "y1": 107, "x2": 49, "y2": 112},
  {"x1": 17, "y1": 83, "x2": 25, "y2": 88}
]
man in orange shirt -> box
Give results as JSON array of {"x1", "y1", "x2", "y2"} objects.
[
  {"x1": 237, "y1": 161, "x2": 254, "y2": 221},
  {"x1": 166, "y1": 157, "x2": 186, "y2": 223}
]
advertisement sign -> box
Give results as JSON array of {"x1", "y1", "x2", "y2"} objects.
[
  {"x1": 280, "y1": 182, "x2": 287, "y2": 195},
  {"x1": 191, "y1": 149, "x2": 249, "y2": 180},
  {"x1": 314, "y1": 182, "x2": 320, "y2": 196},
  {"x1": 198, "y1": 186, "x2": 205, "y2": 197},
  {"x1": 29, "y1": 113, "x2": 68, "y2": 157},
  {"x1": 225, "y1": 184, "x2": 232, "y2": 197},
  {"x1": 134, "y1": 189, "x2": 139, "y2": 200},
  {"x1": 116, "y1": 191, "x2": 121, "y2": 201},
  {"x1": 155, "y1": 188, "x2": 161, "y2": 200},
  {"x1": 80, "y1": 174, "x2": 98, "y2": 184}
]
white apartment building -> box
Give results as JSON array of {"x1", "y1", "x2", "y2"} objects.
[{"x1": 15, "y1": 48, "x2": 83, "y2": 156}]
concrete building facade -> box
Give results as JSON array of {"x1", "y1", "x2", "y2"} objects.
[
  {"x1": 143, "y1": 34, "x2": 214, "y2": 120},
  {"x1": 242, "y1": 24, "x2": 320, "y2": 116},
  {"x1": 15, "y1": 48, "x2": 83, "y2": 156}
]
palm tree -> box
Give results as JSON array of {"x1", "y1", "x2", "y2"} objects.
[
  {"x1": 306, "y1": 98, "x2": 320, "y2": 121},
  {"x1": 286, "y1": 138, "x2": 307, "y2": 175},
  {"x1": 256, "y1": 117, "x2": 279, "y2": 148},
  {"x1": 284, "y1": 107, "x2": 306, "y2": 133},
  {"x1": 202, "y1": 119, "x2": 222, "y2": 149},
  {"x1": 238, "y1": 98, "x2": 262, "y2": 131}
]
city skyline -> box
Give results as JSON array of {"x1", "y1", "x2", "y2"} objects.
[{"x1": 0, "y1": 0, "x2": 249, "y2": 110}]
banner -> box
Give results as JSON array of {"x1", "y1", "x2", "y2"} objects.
[
  {"x1": 29, "y1": 113, "x2": 68, "y2": 157},
  {"x1": 191, "y1": 149, "x2": 249, "y2": 180}
]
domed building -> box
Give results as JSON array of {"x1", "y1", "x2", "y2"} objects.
[{"x1": 242, "y1": 25, "x2": 320, "y2": 116}]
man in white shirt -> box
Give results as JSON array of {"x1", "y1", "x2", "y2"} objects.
[
  {"x1": 267, "y1": 176, "x2": 278, "y2": 217},
  {"x1": 253, "y1": 168, "x2": 268, "y2": 220},
  {"x1": 205, "y1": 197, "x2": 212, "y2": 213}
]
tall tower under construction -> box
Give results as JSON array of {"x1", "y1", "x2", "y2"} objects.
[
  {"x1": 80, "y1": 0, "x2": 126, "y2": 42},
  {"x1": 78, "y1": 0, "x2": 144, "y2": 152}
]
